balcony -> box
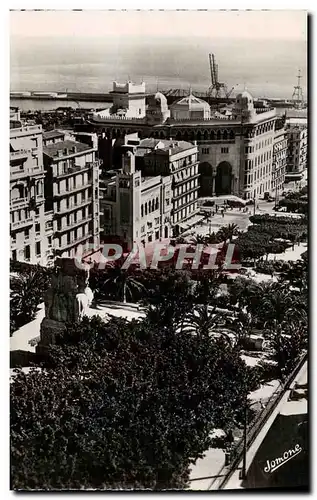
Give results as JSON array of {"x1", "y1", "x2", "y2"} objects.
[
  {"x1": 56, "y1": 161, "x2": 100, "y2": 179},
  {"x1": 54, "y1": 183, "x2": 92, "y2": 198},
  {"x1": 10, "y1": 166, "x2": 44, "y2": 180},
  {"x1": 55, "y1": 197, "x2": 92, "y2": 216},
  {"x1": 55, "y1": 216, "x2": 92, "y2": 235},
  {"x1": 55, "y1": 233, "x2": 92, "y2": 253},
  {"x1": 10, "y1": 217, "x2": 33, "y2": 231},
  {"x1": 10, "y1": 124, "x2": 42, "y2": 136},
  {"x1": 56, "y1": 164, "x2": 91, "y2": 179},
  {"x1": 10, "y1": 149, "x2": 29, "y2": 161},
  {"x1": 173, "y1": 172, "x2": 200, "y2": 187},
  {"x1": 10, "y1": 197, "x2": 28, "y2": 208}
]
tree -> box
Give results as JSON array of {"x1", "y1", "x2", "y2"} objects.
[
  {"x1": 279, "y1": 258, "x2": 308, "y2": 292},
  {"x1": 192, "y1": 270, "x2": 222, "y2": 306},
  {"x1": 181, "y1": 305, "x2": 224, "y2": 338},
  {"x1": 190, "y1": 234, "x2": 208, "y2": 246},
  {"x1": 97, "y1": 265, "x2": 145, "y2": 303},
  {"x1": 217, "y1": 223, "x2": 240, "y2": 243},
  {"x1": 224, "y1": 310, "x2": 254, "y2": 350},
  {"x1": 143, "y1": 269, "x2": 195, "y2": 329},
  {"x1": 10, "y1": 267, "x2": 51, "y2": 335},
  {"x1": 265, "y1": 321, "x2": 307, "y2": 381},
  {"x1": 11, "y1": 315, "x2": 259, "y2": 490}
]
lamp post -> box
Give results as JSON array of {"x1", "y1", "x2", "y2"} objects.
[
  {"x1": 240, "y1": 391, "x2": 248, "y2": 480},
  {"x1": 239, "y1": 394, "x2": 261, "y2": 480}
]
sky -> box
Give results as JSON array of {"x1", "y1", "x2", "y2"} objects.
[{"x1": 10, "y1": 10, "x2": 307, "y2": 41}]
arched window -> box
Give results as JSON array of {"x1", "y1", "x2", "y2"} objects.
[
  {"x1": 197, "y1": 131, "x2": 202, "y2": 141},
  {"x1": 204, "y1": 130, "x2": 208, "y2": 140},
  {"x1": 223, "y1": 130, "x2": 228, "y2": 141},
  {"x1": 229, "y1": 130, "x2": 234, "y2": 140},
  {"x1": 217, "y1": 130, "x2": 221, "y2": 141},
  {"x1": 141, "y1": 204, "x2": 144, "y2": 217},
  {"x1": 11, "y1": 186, "x2": 20, "y2": 201},
  {"x1": 145, "y1": 204, "x2": 147, "y2": 216},
  {"x1": 210, "y1": 130, "x2": 215, "y2": 141},
  {"x1": 152, "y1": 199, "x2": 155, "y2": 212},
  {"x1": 148, "y1": 200, "x2": 151, "y2": 213},
  {"x1": 155, "y1": 197, "x2": 159, "y2": 210}
]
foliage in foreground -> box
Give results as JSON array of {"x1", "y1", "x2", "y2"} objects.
[{"x1": 11, "y1": 315, "x2": 258, "y2": 491}]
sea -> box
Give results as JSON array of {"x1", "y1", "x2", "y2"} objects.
[{"x1": 10, "y1": 35, "x2": 307, "y2": 109}]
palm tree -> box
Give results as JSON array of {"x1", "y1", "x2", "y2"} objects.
[
  {"x1": 101, "y1": 266, "x2": 145, "y2": 303},
  {"x1": 180, "y1": 305, "x2": 224, "y2": 338},
  {"x1": 217, "y1": 223, "x2": 240, "y2": 243},
  {"x1": 10, "y1": 268, "x2": 49, "y2": 334},
  {"x1": 190, "y1": 234, "x2": 208, "y2": 246},
  {"x1": 223, "y1": 310, "x2": 254, "y2": 349}
]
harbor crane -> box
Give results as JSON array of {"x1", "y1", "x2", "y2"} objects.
[
  {"x1": 292, "y1": 69, "x2": 304, "y2": 109},
  {"x1": 208, "y1": 53, "x2": 236, "y2": 99}
]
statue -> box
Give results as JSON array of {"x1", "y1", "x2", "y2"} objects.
[
  {"x1": 76, "y1": 280, "x2": 94, "y2": 319},
  {"x1": 38, "y1": 258, "x2": 91, "y2": 352}
]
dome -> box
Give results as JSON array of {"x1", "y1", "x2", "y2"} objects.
[
  {"x1": 233, "y1": 89, "x2": 256, "y2": 122},
  {"x1": 154, "y1": 92, "x2": 168, "y2": 106},
  {"x1": 235, "y1": 90, "x2": 254, "y2": 107},
  {"x1": 171, "y1": 93, "x2": 210, "y2": 111}
]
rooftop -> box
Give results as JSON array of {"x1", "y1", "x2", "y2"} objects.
[
  {"x1": 158, "y1": 139, "x2": 196, "y2": 155},
  {"x1": 43, "y1": 129, "x2": 65, "y2": 140},
  {"x1": 171, "y1": 94, "x2": 210, "y2": 110},
  {"x1": 44, "y1": 139, "x2": 92, "y2": 159}
]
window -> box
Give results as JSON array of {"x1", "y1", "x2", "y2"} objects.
[
  {"x1": 25, "y1": 228, "x2": 29, "y2": 239},
  {"x1": 154, "y1": 217, "x2": 160, "y2": 225},
  {"x1": 48, "y1": 236, "x2": 52, "y2": 246},
  {"x1": 12, "y1": 250, "x2": 17, "y2": 261},
  {"x1": 148, "y1": 235, "x2": 152, "y2": 242},
  {"x1": 155, "y1": 231, "x2": 160, "y2": 240},
  {"x1": 141, "y1": 225, "x2": 145, "y2": 233},
  {"x1": 35, "y1": 223, "x2": 40, "y2": 234},
  {"x1": 221, "y1": 147, "x2": 229, "y2": 154},
  {"x1": 202, "y1": 148, "x2": 209, "y2": 155},
  {"x1": 141, "y1": 204, "x2": 144, "y2": 217},
  {"x1": 36, "y1": 241, "x2": 41, "y2": 256},
  {"x1": 24, "y1": 245, "x2": 30, "y2": 260}
]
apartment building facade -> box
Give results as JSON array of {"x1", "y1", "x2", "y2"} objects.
[
  {"x1": 142, "y1": 140, "x2": 200, "y2": 234},
  {"x1": 286, "y1": 121, "x2": 308, "y2": 179},
  {"x1": 100, "y1": 151, "x2": 172, "y2": 249},
  {"x1": 43, "y1": 134, "x2": 100, "y2": 260},
  {"x1": 272, "y1": 127, "x2": 287, "y2": 197},
  {"x1": 10, "y1": 119, "x2": 50, "y2": 265}
]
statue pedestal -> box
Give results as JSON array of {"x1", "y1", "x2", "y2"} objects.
[{"x1": 36, "y1": 318, "x2": 66, "y2": 354}]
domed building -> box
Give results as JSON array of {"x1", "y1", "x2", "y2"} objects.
[
  {"x1": 232, "y1": 90, "x2": 256, "y2": 121},
  {"x1": 146, "y1": 92, "x2": 170, "y2": 123},
  {"x1": 170, "y1": 93, "x2": 211, "y2": 120}
]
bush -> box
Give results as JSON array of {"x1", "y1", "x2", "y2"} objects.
[{"x1": 11, "y1": 315, "x2": 259, "y2": 490}]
